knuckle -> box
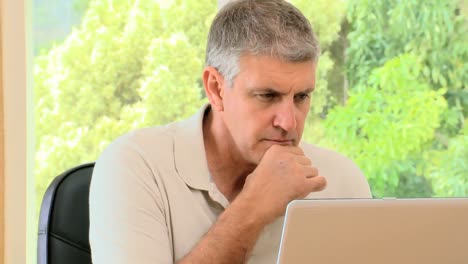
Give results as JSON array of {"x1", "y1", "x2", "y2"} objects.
[
  {"x1": 321, "y1": 177, "x2": 328, "y2": 188},
  {"x1": 270, "y1": 144, "x2": 281, "y2": 152},
  {"x1": 312, "y1": 167, "x2": 319, "y2": 176},
  {"x1": 293, "y1": 146, "x2": 304, "y2": 155},
  {"x1": 306, "y1": 176, "x2": 327, "y2": 193},
  {"x1": 316, "y1": 176, "x2": 327, "y2": 190}
]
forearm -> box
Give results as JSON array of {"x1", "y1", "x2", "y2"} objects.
[{"x1": 177, "y1": 195, "x2": 266, "y2": 264}]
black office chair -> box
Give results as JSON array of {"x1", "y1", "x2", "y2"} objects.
[{"x1": 38, "y1": 162, "x2": 95, "y2": 264}]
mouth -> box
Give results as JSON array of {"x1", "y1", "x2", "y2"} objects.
[{"x1": 263, "y1": 139, "x2": 295, "y2": 146}]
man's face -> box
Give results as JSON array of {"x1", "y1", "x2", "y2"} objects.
[{"x1": 221, "y1": 55, "x2": 317, "y2": 165}]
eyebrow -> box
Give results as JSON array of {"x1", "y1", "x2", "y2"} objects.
[
  {"x1": 248, "y1": 87, "x2": 315, "y2": 95},
  {"x1": 298, "y1": 88, "x2": 315, "y2": 94}
]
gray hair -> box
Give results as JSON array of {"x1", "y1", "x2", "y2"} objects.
[{"x1": 206, "y1": 0, "x2": 320, "y2": 87}]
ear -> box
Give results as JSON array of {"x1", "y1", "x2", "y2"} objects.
[{"x1": 202, "y1": 66, "x2": 226, "y2": 112}]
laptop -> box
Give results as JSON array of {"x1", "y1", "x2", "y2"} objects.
[{"x1": 277, "y1": 198, "x2": 468, "y2": 264}]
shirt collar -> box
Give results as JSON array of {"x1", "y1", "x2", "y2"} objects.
[
  {"x1": 173, "y1": 105, "x2": 307, "y2": 208},
  {"x1": 173, "y1": 104, "x2": 212, "y2": 191}
]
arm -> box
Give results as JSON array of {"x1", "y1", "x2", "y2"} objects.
[
  {"x1": 91, "y1": 145, "x2": 263, "y2": 264},
  {"x1": 177, "y1": 194, "x2": 266, "y2": 263},
  {"x1": 89, "y1": 143, "x2": 173, "y2": 263},
  {"x1": 91, "y1": 142, "x2": 324, "y2": 263},
  {"x1": 178, "y1": 145, "x2": 327, "y2": 263}
]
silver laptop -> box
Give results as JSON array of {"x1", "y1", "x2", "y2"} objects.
[{"x1": 277, "y1": 198, "x2": 468, "y2": 264}]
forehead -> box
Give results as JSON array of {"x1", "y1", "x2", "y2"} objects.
[{"x1": 235, "y1": 55, "x2": 316, "y2": 91}]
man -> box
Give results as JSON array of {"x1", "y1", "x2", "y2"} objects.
[{"x1": 89, "y1": 0, "x2": 371, "y2": 263}]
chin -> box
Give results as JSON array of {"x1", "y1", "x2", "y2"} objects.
[{"x1": 249, "y1": 145, "x2": 271, "y2": 165}]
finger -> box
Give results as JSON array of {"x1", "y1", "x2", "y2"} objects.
[
  {"x1": 295, "y1": 155, "x2": 312, "y2": 166},
  {"x1": 301, "y1": 166, "x2": 319, "y2": 178},
  {"x1": 270, "y1": 145, "x2": 304, "y2": 156},
  {"x1": 297, "y1": 176, "x2": 327, "y2": 199},
  {"x1": 305, "y1": 176, "x2": 327, "y2": 193}
]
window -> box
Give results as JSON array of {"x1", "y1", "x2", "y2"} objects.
[
  {"x1": 33, "y1": 0, "x2": 467, "y2": 212},
  {"x1": 291, "y1": 0, "x2": 467, "y2": 198},
  {"x1": 33, "y1": 0, "x2": 219, "y2": 211}
]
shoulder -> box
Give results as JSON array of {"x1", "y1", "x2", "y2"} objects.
[
  {"x1": 100, "y1": 105, "x2": 206, "y2": 163},
  {"x1": 91, "y1": 122, "x2": 181, "y2": 190},
  {"x1": 100, "y1": 122, "x2": 177, "y2": 162},
  {"x1": 300, "y1": 142, "x2": 372, "y2": 198}
]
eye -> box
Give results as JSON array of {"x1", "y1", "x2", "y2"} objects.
[
  {"x1": 294, "y1": 93, "x2": 310, "y2": 102},
  {"x1": 256, "y1": 93, "x2": 277, "y2": 102}
]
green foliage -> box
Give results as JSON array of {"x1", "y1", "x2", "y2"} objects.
[
  {"x1": 422, "y1": 127, "x2": 468, "y2": 197},
  {"x1": 34, "y1": 0, "x2": 217, "y2": 206},
  {"x1": 73, "y1": 0, "x2": 91, "y2": 14},
  {"x1": 325, "y1": 55, "x2": 447, "y2": 197},
  {"x1": 34, "y1": 0, "x2": 467, "y2": 205},
  {"x1": 292, "y1": 0, "x2": 347, "y2": 48},
  {"x1": 291, "y1": 0, "x2": 347, "y2": 116},
  {"x1": 346, "y1": 0, "x2": 467, "y2": 139},
  {"x1": 34, "y1": 0, "x2": 350, "y2": 207},
  {"x1": 291, "y1": 0, "x2": 350, "y2": 148},
  {"x1": 347, "y1": 0, "x2": 467, "y2": 91},
  {"x1": 342, "y1": 0, "x2": 467, "y2": 197}
]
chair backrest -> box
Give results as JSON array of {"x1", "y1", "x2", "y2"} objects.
[{"x1": 38, "y1": 163, "x2": 95, "y2": 264}]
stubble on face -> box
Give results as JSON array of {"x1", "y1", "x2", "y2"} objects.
[{"x1": 220, "y1": 55, "x2": 317, "y2": 166}]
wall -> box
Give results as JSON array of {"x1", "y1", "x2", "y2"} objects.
[
  {"x1": 0, "y1": 0, "x2": 5, "y2": 261},
  {"x1": 1, "y1": 0, "x2": 29, "y2": 263}
]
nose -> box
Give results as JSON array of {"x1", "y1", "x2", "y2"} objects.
[{"x1": 272, "y1": 100, "x2": 297, "y2": 132}]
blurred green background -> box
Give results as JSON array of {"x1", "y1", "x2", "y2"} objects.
[{"x1": 33, "y1": 0, "x2": 467, "y2": 211}]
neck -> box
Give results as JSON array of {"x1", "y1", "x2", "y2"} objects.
[{"x1": 203, "y1": 108, "x2": 255, "y2": 202}]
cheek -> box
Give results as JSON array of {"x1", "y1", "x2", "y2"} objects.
[
  {"x1": 226, "y1": 101, "x2": 257, "y2": 137},
  {"x1": 298, "y1": 107, "x2": 309, "y2": 123},
  {"x1": 296, "y1": 105, "x2": 309, "y2": 130},
  {"x1": 234, "y1": 109, "x2": 272, "y2": 147}
]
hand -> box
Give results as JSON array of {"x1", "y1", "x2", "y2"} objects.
[
  {"x1": 178, "y1": 146, "x2": 324, "y2": 264},
  {"x1": 239, "y1": 145, "x2": 326, "y2": 224}
]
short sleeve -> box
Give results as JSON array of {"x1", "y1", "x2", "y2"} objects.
[{"x1": 89, "y1": 138, "x2": 173, "y2": 263}]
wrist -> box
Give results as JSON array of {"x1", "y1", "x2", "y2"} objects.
[{"x1": 230, "y1": 191, "x2": 272, "y2": 228}]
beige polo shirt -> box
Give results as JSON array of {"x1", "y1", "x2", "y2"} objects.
[{"x1": 89, "y1": 104, "x2": 371, "y2": 264}]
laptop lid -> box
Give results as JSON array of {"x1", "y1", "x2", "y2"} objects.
[{"x1": 277, "y1": 198, "x2": 468, "y2": 264}]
